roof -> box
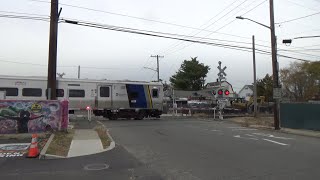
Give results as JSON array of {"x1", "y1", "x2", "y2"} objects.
[
  {"x1": 164, "y1": 89, "x2": 213, "y2": 98},
  {"x1": 206, "y1": 81, "x2": 232, "y2": 88},
  {"x1": 0, "y1": 75, "x2": 162, "y2": 85},
  {"x1": 239, "y1": 85, "x2": 254, "y2": 93},
  {"x1": 206, "y1": 82, "x2": 220, "y2": 87}
]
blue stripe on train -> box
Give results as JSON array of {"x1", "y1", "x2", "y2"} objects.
[{"x1": 126, "y1": 84, "x2": 147, "y2": 108}]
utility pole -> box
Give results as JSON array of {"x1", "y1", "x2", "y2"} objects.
[
  {"x1": 47, "y1": 0, "x2": 59, "y2": 100},
  {"x1": 78, "y1": 65, "x2": 80, "y2": 79},
  {"x1": 252, "y1": 35, "x2": 257, "y2": 118},
  {"x1": 151, "y1": 55, "x2": 164, "y2": 82},
  {"x1": 269, "y1": 0, "x2": 280, "y2": 130}
]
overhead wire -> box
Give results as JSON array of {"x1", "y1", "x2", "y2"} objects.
[
  {"x1": 25, "y1": 0, "x2": 270, "y2": 44},
  {"x1": 283, "y1": 0, "x2": 319, "y2": 12},
  {"x1": 0, "y1": 13, "x2": 50, "y2": 22},
  {"x1": 165, "y1": 0, "x2": 268, "y2": 55},
  {"x1": 0, "y1": 10, "x2": 49, "y2": 17},
  {"x1": 0, "y1": 58, "x2": 139, "y2": 70},
  {"x1": 158, "y1": 0, "x2": 246, "y2": 55},
  {"x1": 60, "y1": 18, "x2": 312, "y2": 62},
  {"x1": 61, "y1": 17, "x2": 270, "y2": 49},
  {"x1": 276, "y1": 11, "x2": 320, "y2": 24}
]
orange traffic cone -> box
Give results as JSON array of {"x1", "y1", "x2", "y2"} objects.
[{"x1": 27, "y1": 134, "x2": 40, "y2": 158}]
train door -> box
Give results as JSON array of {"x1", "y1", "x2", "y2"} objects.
[
  {"x1": 97, "y1": 85, "x2": 112, "y2": 109},
  {"x1": 126, "y1": 84, "x2": 147, "y2": 108}
]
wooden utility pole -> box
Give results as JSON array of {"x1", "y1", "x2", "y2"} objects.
[
  {"x1": 269, "y1": 0, "x2": 280, "y2": 130},
  {"x1": 151, "y1": 55, "x2": 164, "y2": 82},
  {"x1": 47, "y1": 0, "x2": 59, "y2": 100},
  {"x1": 252, "y1": 35, "x2": 257, "y2": 117}
]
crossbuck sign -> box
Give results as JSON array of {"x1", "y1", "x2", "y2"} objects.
[{"x1": 217, "y1": 61, "x2": 227, "y2": 81}]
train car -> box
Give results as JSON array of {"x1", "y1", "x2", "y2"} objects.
[{"x1": 0, "y1": 75, "x2": 163, "y2": 120}]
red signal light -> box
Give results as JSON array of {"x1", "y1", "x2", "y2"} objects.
[
  {"x1": 225, "y1": 90, "x2": 230, "y2": 96},
  {"x1": 218, "y1": 89, "x2": 223, "y2": 95}
]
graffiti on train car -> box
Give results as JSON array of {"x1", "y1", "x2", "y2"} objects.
[{"x1": 0, "y1": 100, "x2": 68, "y2": 134}]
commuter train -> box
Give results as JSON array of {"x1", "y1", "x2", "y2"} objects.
[{"x1": 0, "y1": 75, "x2": 163, "y2": 120}]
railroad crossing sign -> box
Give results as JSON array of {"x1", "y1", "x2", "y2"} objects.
[{"x1": 217, "y1": 61, "x2": 227, "y2": 81}]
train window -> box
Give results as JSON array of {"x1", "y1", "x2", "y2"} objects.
[
  {"x1": 129, "y1": 92, "x2": 138, "y2": 99},
  {"x1": 152, "y1": 89, "x2": 159, "y2": 98},
  {"x1": 69, "y1": 89, "x2": 85, "y2": 97},
  {"x1": 100, "y1": 87, "x2": 110, "y2": 97},
  {"x1": 22, "y1": 88, "x2": 42, "y2": 97},
  {"x1": 0, "y1": 88, "x2": 18, "y2": 96},
  {"x1": 46, "y1": 89, "x2": 64, "y2": 97}
]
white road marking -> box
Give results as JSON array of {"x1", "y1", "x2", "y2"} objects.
[
  {"x1": 234, "y1": 135, "x2": 258, "y2": 140},
  {"x1": 262, "y1": 138, "x2": 289, "y2": 146},
  {"x1": 231, "y1": 128, "x2": 257, "y2": 131},
  {"x1": 228, "y1": 127, "x2": 247, "y2": 128},
  {"x1": 245, "y1": 134, "x2": 258, "y2": 137},
  {"x1": 252, "y1": 133, "x2": 293, "y2": 140},
  {"x1": 211, "y1": 130, "x2": 222, "y2": 132}
]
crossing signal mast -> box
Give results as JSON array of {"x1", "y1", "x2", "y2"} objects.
[{"x1": 215, "y1": 61, "x2": 229, "y2": 119}]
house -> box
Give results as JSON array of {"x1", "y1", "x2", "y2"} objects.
[
  {"x1": 238, "y1": 85, "x2": 253, "y2": 99},
  {"x1": 206, "y1": 81, "x2": 235, "y2": 98}
]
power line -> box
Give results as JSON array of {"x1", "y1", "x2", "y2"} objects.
[
  {"x1": 278, "y1": 49, "x2": 320, "y2": 59},
  {"x1": 158, "y1": 0, "x2": 250, "y2": 55},
  {"x1": 283, "y1": 0, "x2": 319, "y2": 12},
  {"x1": 25, "y1": 0, "x2": 268, "y2": 43},
  {"x1": 294, "y1": 35, "x2": 320, "y2": 39},
  {"x1": 0, "y1": 58, "x2": 140, "y2": 70},
  {"x1": 61, "y1": 18, "x2": 313, "y2": 62},
  {"x1": 276, "y1": 11, "x2": 320, "y2": 24},
  {"x1": 0, "y1": 14, "x2": 50, "y2": 22},
  {"x1": 0, "y1": 10, "x2": 49, "y2": 17},
  {"x1": 165, "y1": 0, "x2": 268, "y2": 55}
]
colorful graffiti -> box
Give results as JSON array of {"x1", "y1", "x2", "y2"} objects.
[{"x1": 0, "y1": 100, "x2": 68, "y2": 134}]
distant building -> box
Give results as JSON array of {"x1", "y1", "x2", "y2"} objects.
[
  {"x1": 206, "y1": 81, "x2": 235, "y2": 98},
  {"x1": 238, "y1": 85, "x2": 253, "y2": 99}
]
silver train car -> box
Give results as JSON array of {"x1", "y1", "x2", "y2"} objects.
[{"x1": 0, "y1": 76, "x2": 163, "y2": 120}]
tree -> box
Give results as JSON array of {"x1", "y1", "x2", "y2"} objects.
[
  {"x1": 280, "y1": 61, "x2": 320, "y2": 101},
  {"x1": 170, "y1": 57, "x2": 210, "y2": 90},
  {"x1": 256, "y1": 74, "x2": 273, "y2": 102}
]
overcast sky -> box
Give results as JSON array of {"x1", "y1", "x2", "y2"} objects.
[{"x1": 1, "y1": 0, "x2": 320, "y2": 91}]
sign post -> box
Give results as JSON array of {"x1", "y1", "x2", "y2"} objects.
[{"x1": 86, "y1": 106, "x2": 92, "y2": 122}]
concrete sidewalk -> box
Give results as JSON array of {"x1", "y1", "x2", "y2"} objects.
[{"x1": 67, "y1": 129, "x2": 103, "y2": 158}]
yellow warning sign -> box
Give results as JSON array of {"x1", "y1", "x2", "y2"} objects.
[{"x1": 31, "y1": 103, "x2": 42, "y2": 113}]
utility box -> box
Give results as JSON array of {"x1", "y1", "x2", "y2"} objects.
[{"x1": 0, "y1": 91, "x2": 6, "y2": 100}]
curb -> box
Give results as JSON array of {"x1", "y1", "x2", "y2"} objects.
[
  {"x1": 39, "y1": 134, "x2": 55, "y2": 159},
  {"x1": 280, "y1": 128, "x2": 320, "y2": 138},
  {"x1": 248, "y1": 125, "x2": 320, "y2": 139},
  {"x1": 42, "y1": 154, "x2": 66, "y2": 159},
  {"x1": 97, "y1": 121, "x2": 116, "y2": 152}
]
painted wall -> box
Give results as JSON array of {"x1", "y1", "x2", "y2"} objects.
[{"x1": 0, "y1": 100, "x2": 68, "y2": 134}]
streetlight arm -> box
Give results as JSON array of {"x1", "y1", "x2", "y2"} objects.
[
  {"x1": 143, "y1": 67, "x2": 157, "y2": 72},
  {"x1": 245, "y1": 18, "x2": 271, "y2": 29}
]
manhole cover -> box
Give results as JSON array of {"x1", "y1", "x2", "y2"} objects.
[{"x1": 84, "y1": 163, "x2": 110, "y2": 171}]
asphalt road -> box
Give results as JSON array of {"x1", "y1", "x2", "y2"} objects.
[
  {"x1": 102, "y1": 117, "x2": 320, "y2": 180},
  {"x1": 1, "y1": 117, "x2": 320, "y2": 180}
]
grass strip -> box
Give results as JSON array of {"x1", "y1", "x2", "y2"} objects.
[
  {"x1": 94, "y1": 125, "x2": 111, "y2": 149},
  {"x1": 46, "y1": 129, "x2": 74, "y2": 157}
]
